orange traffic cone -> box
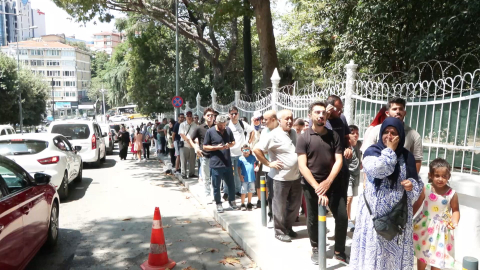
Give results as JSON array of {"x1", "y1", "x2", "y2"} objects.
[{"x1": 141, "y1": 207, "x2": 176, "y2": 270}]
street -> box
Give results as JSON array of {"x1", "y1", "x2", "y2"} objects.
[{"x1": 26, "y1": 144, "x2": 255, "y2": 270}]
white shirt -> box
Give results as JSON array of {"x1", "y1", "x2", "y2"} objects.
[
  {"x1": 255, "y1": 127, "x2": 299, "y2": 181},
  {"x1": 229, "y1": 120, "x2": 254, "y2": 157},
  {"x1": 179, "y1": 121, "x2": 197, "y2": 148}
]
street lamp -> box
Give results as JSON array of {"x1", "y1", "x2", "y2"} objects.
[
  {"x1": 51, "y1": 78, "x2": 55, "y2": 121},
  {"x1": 15, "y1": 25, "x2": 38, "y2": 134}
]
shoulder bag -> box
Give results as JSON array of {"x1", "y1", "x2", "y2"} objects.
[{"x1": 363, "y1": 190, "x2": 408, "y2": 241}]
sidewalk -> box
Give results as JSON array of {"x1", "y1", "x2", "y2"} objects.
[{"x1": 159, "y1": 154, "x2": 350, "y2": 270}]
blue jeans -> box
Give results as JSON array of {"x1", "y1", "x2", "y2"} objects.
[
  {"x1": 223, "y1": 156, "x2": 241, "y2": 194},
  {"x1": 211, "y1": 167, "x2": 235, "y2": 204}
]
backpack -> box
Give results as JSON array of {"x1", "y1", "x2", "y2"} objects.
[{"x1": 228, "y1": 120, "x2": 247, "y2": 139}]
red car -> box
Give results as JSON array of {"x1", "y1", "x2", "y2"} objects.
[{"x1": 0, "y1": 155, "x2": 60, "y2": 270}]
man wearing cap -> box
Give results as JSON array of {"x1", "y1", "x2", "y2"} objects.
[
  {"x1": 179, "y1": 111, "x2": 198, "y2": 179},
  {"x1": 203, "y1": 114, "x2": 237, "y2": 213}
]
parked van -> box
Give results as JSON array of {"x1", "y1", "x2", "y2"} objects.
[{"x1": 0, "y1": 125, "x2": 16, "y2": 136}]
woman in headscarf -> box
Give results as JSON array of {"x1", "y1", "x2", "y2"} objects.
[
  {"x1": 350, "y1": 117, "x2": 423, "y2": 269},
  {"x1": 117, "y1": 125, "x2": 130, "y2": 160},
  {"x1": 141, "y1": 125, "x2": 153, "y2": 160}
]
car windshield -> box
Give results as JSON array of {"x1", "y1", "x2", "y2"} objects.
[
  {"x1": 0, "y1": 140, "x2": 49, "y2": 156},
  {"x1": 51, "y1": 124, "x2": 91, "y2": 140}
]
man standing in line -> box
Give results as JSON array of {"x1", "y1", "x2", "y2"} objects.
[
  {"x1": 297, "y1": 101, "x2": 348, "y2": 264},
  {"x1": 203, "y1": 115, "x2": 237, "y2": 213},
  {"x1": 193, "y1": 114, "x2": 200, "y2": 125},
  {"x1": 226, "y1": 106, "x2": 255, "y2": 197},
  {"x1": 254, "y1": 110, "x2": 302, "y2": 242},
  {"x1": 179, "y1": 111, "x2": 198, "y2": 179},
  {"x1": 158, "y1": 118, "x2": 168, "y2": 155},
  {"x1": 172, "y1": 113, "x2": 185, "y2": 174},
  {"x1": 186, "y1": 107, "x2": 216, "y2": 203},
  {"x1": 254, "y1": 110, "x2": 278, "y2": 227}
]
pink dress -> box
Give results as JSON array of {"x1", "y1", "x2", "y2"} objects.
[{"x1": 134, "y1": 133, "x2": 143, "y2": 151}]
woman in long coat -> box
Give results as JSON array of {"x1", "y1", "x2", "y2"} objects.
[
  {"x1": 117, "y1": 125, "x2": 130, "y2": 160},
  {"x1": 350, "y1": 117, "x2": 423, "y2": 269}
]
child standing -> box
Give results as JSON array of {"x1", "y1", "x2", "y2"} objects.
[
  {"x1": 413, "y1": 158, "x2": 460, "y2": 270},
  {"x1": 238, "y1": 144, "x2": 257, "y2": 211},
  {"x1": 346, "y1": 125, "x2": 362, "y2": 232}
]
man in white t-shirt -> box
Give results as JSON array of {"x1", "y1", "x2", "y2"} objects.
[
  {"x1": 225, "y1": 106, "x2": 255, "y2": 196},
  {"x1": 254, "y1": 110, "x2": 301, "y2": 242},
  {"x1": 179, "y1": 111, "x2": 198, "y2": 179}
]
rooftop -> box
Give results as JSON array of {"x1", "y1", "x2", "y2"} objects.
[
  {"x1": 93, "y1": 32, "x2": 122, "y2": 36},
  {"x1": 1, "y1": 40, "x2": 74, "y2": 49}
]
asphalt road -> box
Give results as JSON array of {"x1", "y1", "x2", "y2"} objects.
[{"x1": 26, "y1": 144, "x2": 255, "y2": 270}]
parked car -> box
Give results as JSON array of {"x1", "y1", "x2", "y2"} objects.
[
  {"x1": 0, "y1": 133, "x2": 83, "y2": 199},
  {"x1": 109, "y1": 115, "x2": 128, "y2": 122},
  {"x1": 99, "y1": 124, "x2": 114, "y2": 155},
  {"x1": 0, "y1": 125, "x2": 16, "y2": 136},
  {"x1": 0, "y1": 155, "x2": 60, "y2": 270},
  {"x1": 48, "y1": 120, "x2": 107, "y2": 167},
  {"x1": 109, "y1": 124, "x2": 121, "y2": 142}
]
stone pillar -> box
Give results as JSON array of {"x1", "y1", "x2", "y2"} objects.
[
  {"x1": 271, "y1": 68, "x2": 280, "y2": 112},
  {"x1": 344, "y1": 60, "x2": 358, "y2": 125}
]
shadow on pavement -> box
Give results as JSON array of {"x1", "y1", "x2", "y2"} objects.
[
  {"x1": 61, "y1": 177, "x2": 93, "y2": 204},
  {"x1": 84, "y1": 158, "x2": 117, "y2": 170}
]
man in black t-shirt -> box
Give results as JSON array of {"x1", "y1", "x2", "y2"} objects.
[
  {"x1": 296, "y1": 101, "x2": 349, "y2": 265},
  {"x1": 186, "y1": 107, "x2": 216, "y2": 201},
  {"x1": 203, "y1": 114, "x2": 237, "y2": 213}
]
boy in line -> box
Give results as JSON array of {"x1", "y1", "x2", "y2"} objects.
[
  {"x1": 346, "y1": 125, "x2": 362, "y2": 232},
  {"x1": 238, "y1": 144, "x2": 257, "y2": 211}
]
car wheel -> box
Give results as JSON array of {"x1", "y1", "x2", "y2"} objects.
[
  {"x1": 58, "y1": 172, "x2": 69, "y2": 200},
  {"x1": 45, "y1": 201, "x2": 59, "y2": 248},
  {"x1": 74, "y1": 162, "x2": 83, "y2": 183}
]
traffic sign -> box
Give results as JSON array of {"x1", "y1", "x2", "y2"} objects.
[{"x1": 172, "y1": 96, "x2": 184, "y2": 108}]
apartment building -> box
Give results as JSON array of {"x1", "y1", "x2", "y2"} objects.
[
  {"x1": 0, "y1": 0, "x2": 45, "y2": 46},
  {"x1": 1, "y1": 37, "x2": 91, "y2": 118},
  {"x1": 91, "y1": 31, "x2": 122, "y2": 56}
]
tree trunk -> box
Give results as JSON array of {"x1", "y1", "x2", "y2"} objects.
[
  {"x1": 249, "y1": 0, "x2": 279, "y2": 88},
  {"x1": 243, "y1": 0, "x2": 253, "y2": 95}
]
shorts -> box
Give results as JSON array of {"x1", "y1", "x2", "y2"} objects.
[
  {"x1": 174, "y1": 141, "x2": 180, "y2": 156},
  {"x1": 241, "y1": 182, "x2": 255, "y2": 194},
  {"x1": 347, "y1": 174, "x2": 359, "y2": 197}
]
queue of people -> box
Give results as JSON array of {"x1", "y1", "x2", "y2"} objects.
[{"x1": 154, "y1": 95, "x2": 459, "y2": 270}]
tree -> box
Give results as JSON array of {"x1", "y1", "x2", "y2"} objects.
[
  {"x1": 0, "y1": 53, "x2": 49, "y2": 125},
  {"x1": 67, "y1": 41, "x2": 89, "y2": 52},
  {"x1": 91, "y1": 51, "x2": 110, "y2": 78}
]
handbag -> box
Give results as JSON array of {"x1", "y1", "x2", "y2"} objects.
[{"x1": 363, "y1": 190, "x2": 408, "y2": 241}]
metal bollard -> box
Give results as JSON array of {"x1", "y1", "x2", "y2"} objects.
[
  {"x1": 463, "y1": 256, "x2": 479, "y2": 270},
  {"x1": 260, "y1": 175, "x2": 267, "y2": 227},
  {"x1": 318, "y1": 205, "x2": 327, "y2": 270}
]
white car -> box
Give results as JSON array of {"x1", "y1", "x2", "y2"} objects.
[
  {"x1": 0, "y1": 125, "x2": 16, "y2": 136},
  {"x1": 110, "y1": 115, "x2": 128, "y2": 122},
  {"x1": 48, "y1": 120, "x2": 107, "y2": 167},
  {"x1": 0, "y1": 133, "x2": 83, "y2": 199}
]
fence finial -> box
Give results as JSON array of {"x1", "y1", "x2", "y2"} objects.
[
  {"x1": 196, "y1": 93, "x2": 201, "y2": 116},
  {"x1": 211, "y1": 88, "x2": 217, "y2": 110},
  {"x1": 271, "y1": 68, "x2": 281, "y2": 84},
  {"x1": 344, "y1": 60, "x2": 358, "y2": 125},
  {"x1": 234, "y1": 91, "x2": 240, "y2": 106},
  {"x1": 196, "y1": 92, "x2": 201, "y2": 101},
  {"x1": 211, "y1": 88, "x2": 217, "y2": 97},
  {"x1": 271, "y1": 68, "x2": 280, "y2": 111}
]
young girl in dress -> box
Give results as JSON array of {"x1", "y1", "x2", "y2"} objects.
[{"x1": 413, "y1": 158, "x2": 460, "y2": 270}]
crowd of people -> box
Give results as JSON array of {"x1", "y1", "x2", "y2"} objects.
[{"x1": 145, "y1": 95, "x2": 460, "y2": 270}]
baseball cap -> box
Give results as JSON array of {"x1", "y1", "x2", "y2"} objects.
[{"x1": 253, "y1": 111, "x2": 262, "y2": 120}]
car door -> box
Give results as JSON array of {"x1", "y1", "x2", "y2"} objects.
[
  {"x1": 94, "y1": 124, "x2": 106, "y2": 158},
  {"x1": 53, "y1": 136, "x2": 74, "y2": 181},
  {"x1": 63, "y1": 137, "x2": 81, "y2": 178},
  {"x1": 0, "y1": 166, "x2": 25, "y2": 270},
  {"x1": 0, "y1": 160, "x2": 49, "y2": 262}
]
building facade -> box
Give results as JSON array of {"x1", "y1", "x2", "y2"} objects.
[
  {"x1": 0, "y1": 0, "x2": 42, "y2": 46},
  {"x1": 1, "y1": 37, "x2": 91, "y2": 118},
  {"x1": 31, "y1": 8, "x2": 45, "y2": 38},
  {"x1": 91, "y1": 31, "x2": 122, "y2": 56}
]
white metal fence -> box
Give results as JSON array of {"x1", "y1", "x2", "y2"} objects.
[{"x1": 178, "y1": 57, "x2": 480, "y2": 175}]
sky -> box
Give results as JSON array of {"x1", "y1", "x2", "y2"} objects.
[
  {"x1": 31, "y1": 0, "x2": 125, "y2": 41},
  {"x1": 31, "y1": 0, "x2": 291, "y2": 42}
]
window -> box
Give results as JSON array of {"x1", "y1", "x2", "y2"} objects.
[
  {"x1": 62, "y1": 50, "x2": 75, "y2": 57},
  {"x1": 22, "y1": 60, "x2": 29, "y2": 65},
  {"x1": 64, "y1": 81, "x2": 75, "y2": 87},
  {"x1": 53, "y1": 137, "x2": 71, "y2": 151},
  {"x1": 30, "y1": 49, "x2": 43, "y2": 55},
  {"x1": 63, "y1": 71, "x2": 75, "y2": 76},
  {"x1": 52, "y1": 81, "x2": 61, "y2": 87},
  {"x1": 46, "y1": 50, "x2": 60, "y2": 56},
  {"x1": 62, "y1": 60, "x2": 75, "y2": 66},
  {"x1": 46, "y1": 60, "x2": 60, "y2": 66},
  {"x1": 19, "y1": 49, "x2": 27, "y2": 55},
  {"x1": 30, "y1": 60, "x2": 44, "y2": 66},
  {"x1": 47, "y1": 70, "x2": 61, "y2": 77},
  {"x1": 0, "y1": 162, "x2": 29, "y2": 192},
  {"x1": 0, "y1": 139, "x2": 49, "y2": 155},
  {"x1": 106, "y1": 41, "x2": 112, "y2": 46},
  {"x1": 34, "y1": 70, "x2": 45, "y2": 76},
  {"x1": 51, "y1": 124, "x2": 91, "y2": 140}
]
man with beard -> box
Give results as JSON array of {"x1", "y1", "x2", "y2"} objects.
[
  {"x1": 297, "y1": 101, "x2": 347, "y2": 264},
  {"x1": 254, "y1": 110, "x2": 302, "y2": 242},
  {"x1": 203, "y1": 114, "x2": 237, "y2": 213}
]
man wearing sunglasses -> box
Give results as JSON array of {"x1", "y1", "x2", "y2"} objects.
[
  {"x1": 225, "y1": 106, "x2": 255, "y2": 199},
  {"x1": 179, "y1": 111, "x2": 198, "y2": 179}
]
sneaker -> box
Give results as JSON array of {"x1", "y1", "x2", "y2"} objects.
[
  {"x1": 240, "y1": 203, "x2": 247, "y2": 211},
  {"x1": 267, "y1": 218, "x2": 273, "y2": 229},
  {"x1": 222, "y1": 193, "x2": 228, "y2": 202},
  {"x1": 348, "y1": 220, "x2": 355, "y2": 232},
  {"x1": 247, "y1": 203, "x2": 253, "y2": 211},
  {"x1": 229, "y1": 201, "x2": 238, "y2": 210},
  {"x1": 334, "y1": 252, "x2": 350, "y2": 265},
  {"x1": 181, "y1": 175, "x2": 187, "y2": 180},
  {"x1": 275, "y1": 234, "x2": 292, "y2": 242},
  {"x1": 311, "y1": 247, "x2": 319, "y2": 265},
  {"x1": 216, "y1": 204, "x2": 224, "y2": 213},
  {"x1": 287, "y1": 229, "x2": 298, "y2": 238},
  {"x1": 255, "y1": 200, "x2": 261, "y2": 209}
]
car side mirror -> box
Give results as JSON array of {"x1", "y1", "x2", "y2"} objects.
[
  {"x1": 74, "y1": 145, "x2": 82, "y2": 152},
  {"x1": 102, "y1": 132, "x2": 107, "y2": 137},
  {"x1": 34, "y1": 173, "x2": 51, "y2": 185}
]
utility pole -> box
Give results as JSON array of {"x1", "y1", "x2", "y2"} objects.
[
  {"x1": 175, "y1": 0, "x2": 180, "y2": 118},
  {"x1": 16, "y1": 29, "x2": 23, "y2": 134},
  {"x1": 101, "y1": 84, "x2": 106, "y2": 123},
  {"x1": 51, "y1": 78, "x2": 55, "y2": 121}
]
